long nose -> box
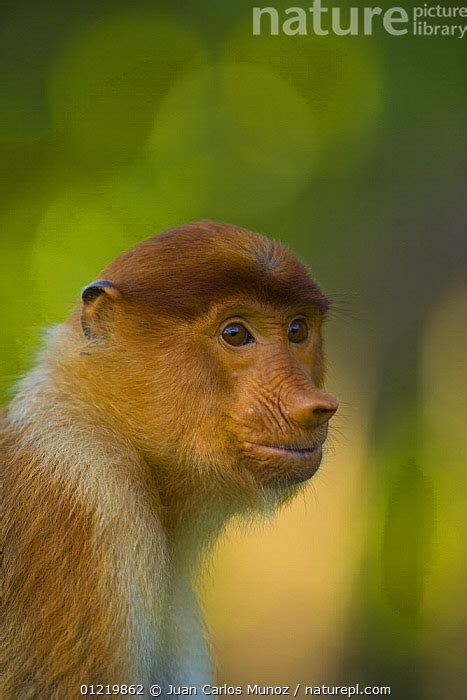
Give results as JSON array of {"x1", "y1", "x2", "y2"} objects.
[{"x1": 287, "y1": 388, "x2": 339, "y2": 429}]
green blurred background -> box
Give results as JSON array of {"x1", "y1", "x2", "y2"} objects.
[{"x1": 1, "y1": 1, "x2": 466, "y2": 696}]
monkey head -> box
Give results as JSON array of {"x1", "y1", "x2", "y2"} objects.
[{"x1": 69, "y1": 221, "x2": 338, "y2": 507}]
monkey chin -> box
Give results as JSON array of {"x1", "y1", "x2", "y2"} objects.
[{"x1": 242, "y1": 443, "x2": 324, "y2": 488}]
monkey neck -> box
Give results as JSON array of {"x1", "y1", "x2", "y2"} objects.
[{"x1": 160, "y1": 485, "x2": 235, "y2": 570}]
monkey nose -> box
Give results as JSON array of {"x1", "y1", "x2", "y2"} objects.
[{"x1": 288, "y1": 390, "x2": 339, "y2": 428}]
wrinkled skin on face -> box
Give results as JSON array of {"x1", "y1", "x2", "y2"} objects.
[{"x1": 72, "y1": 220, "x2": 338, "y2": 500}]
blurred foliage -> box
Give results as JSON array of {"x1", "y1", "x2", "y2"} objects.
[{"x1": 1, "y1": 0, "x2": 466, "y2": 697}]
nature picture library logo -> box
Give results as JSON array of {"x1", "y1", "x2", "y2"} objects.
[{"x1": 252, "y1": 2, "x2": 467, "y2": 38}]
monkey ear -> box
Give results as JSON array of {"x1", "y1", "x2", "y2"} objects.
[{"x1": 81, "y1": 279, "x2": 122, "y2": 340}]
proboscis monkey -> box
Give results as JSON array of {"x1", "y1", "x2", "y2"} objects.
[{"x1": 1, "y1": 221, "x2": 338, "y2": 699}]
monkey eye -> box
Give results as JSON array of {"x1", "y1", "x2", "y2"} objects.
[
  {"x1": 221, "y1": 323, "x2": 255, "y2": 347},
  {"x1": 288, "y1": 318, "x2": 309, "y2": 343}
]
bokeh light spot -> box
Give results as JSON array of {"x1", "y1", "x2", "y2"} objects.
[
  {"x1": 49, "y1": 11, "x2": 207, "y2": 156},
  {"x1": 31, "y1": 190, "x2": 129, "y2": 320},
  {"x1": 224, "y1": 20, "x2": 383, "y2": 170},
  {"x1": 147, "y1": 62, "x2": 316, "y2": 218}
]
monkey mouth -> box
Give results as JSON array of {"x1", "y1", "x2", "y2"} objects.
[
  {"x1": 246, "y1": 442, "x2": 322, "y2": 456},
  {"x1": 242, "y1": 441, "x2": 325, "y2": 484}
]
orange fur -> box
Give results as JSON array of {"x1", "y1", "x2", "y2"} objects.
[{"x1": 1, "y1": 221, "x2": 338, "y2": 698}]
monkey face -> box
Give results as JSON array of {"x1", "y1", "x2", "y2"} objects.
[
  {"x1": 195, "y1": 302, "x2": 338, "y2": 489},
  {"x1": 75, "y1": 221, "x2": 338, "y2": 498}
]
